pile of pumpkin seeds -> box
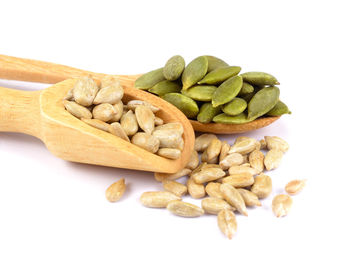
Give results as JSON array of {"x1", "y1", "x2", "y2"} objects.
[
  {"x1": 134, "y1": 134, "x2": 306, "y2": 239},
  {"x1": 63, "y1": 76, "x2": 184, "y2": 159},
  {"x1": 135, "y1": 55, "x2": 291, "y2": 124}
]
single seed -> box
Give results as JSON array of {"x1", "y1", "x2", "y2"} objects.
[
  {"x1": 201, "y1": 197, "x2": 234, "y2": 215},
  {"x1": 162, "y1": 180, "x2": 187, "y2": 197},
  {"x1": 182, "y1": 85, "x2": 216, "y2": 102},
  {"x1": 131, "y1": 132, "x2": 160, "y2": 153},
  {"x1": 221, "y1": 172, "x2": 254, "y2": 188},
  {"x1": 154, "y1": 168, "x2": 192, "y2": 182},
  {"x1": 212, "y1": 75, "x2": 243, "y2": 107},
  {"x1": 187, "y1": 178, "x2": 206, "y2": 199},
  {"x1": 149, "y1": 80, "x2": 182, "y2": 96},
  {"x1": 219, "y1": 141, "x2": 230, "y2": 162},
  {"x1": 72, "y1": 76, "x2": 99, "y2": 106},
  {"x1": 161, "y1": 93, "x2": 199, "y2": 119},
  {"x1": 93, "y1": 82, "x2": 124, "y2": 105},
  {"x1": 264, "y1": 149, "x2": 284, "y2": 171},
  {"x1": 108, "y1": 122, "x2": 130, "y2": 142},
  {"x1": 237, "y1": 189, "x2": 261, "y2": 207},
  {"x1": 194, "y1": 134, "x2": 218, "y2": 152},
  {"x1": 135, "y1": 105, "x2": 155, "y2": 134},
  {"x1": 140, "y1": 191, "x2": 181, "y2": 208},
  {"x1": 182, "y1": 56, "x2": 208, "y2": 90},
  {"x1": 249, "y1": 150, "x2": 265, "y2": 173},
  {"x1": 260, "y1": 139, "x2": 267, "y2": 150},
  {"x1": 105, "y1": 178, "x2": 126, "y2": 202},
  {"x1": 229, "y1": 137, "x2": 257, "y2": 155},
  {"x1": 266, "y1": 100, "x2": 292, "y2": 116},
  {"x1": 92, "y1": 103, "x2": 117, "y2": 122},
  {"x1": 205, "y1": 182, "x2": 224, "y2": 199},
  {"x1": 121, "y1": 110, "x2": 139, "y2": 136},
  {"x1": 186, "y1": 150, "x2": 199, "y2": 170},
  {"x1": 157, "y1": 148, "x2": 181, "y2": 159},
  {"x1": 154, "y1": 116, "x2": 164, "y2": 126},
  {"x1": 127, "y1": 100, "x2": 159, "y2": 113},
  {"x1": 250, "y1": 173, "x2": 272, "y2": 199},
  {"x1": 241, "y1": 71, "x2": 280, "y2": 86},
  {"x1": 154, "y1": 122, "x2": 184, "y2": 135},
  {"x1": 205, "y1": 138, "x2": 222, "y2": 161},
  {"x1": 163, "y1": 55, "x2": 186, "y2": 81},
  {"x1": 285, "y1": 179, "x2": 306, "y2": 195},
  {"x1": 108, "y1": 100, "x2": 124, "y2": 123},
  {"x1": 135, "y1": 68, "x2": 166, "y2": 90},
  {"x1": 220, "y1": 183, "x2": 248, "y2": 216},
  {"x1": 205, "y1": 55, "x2": 229, "y2": 72},
  {"x1": 167, "y1": 201, "x2": 204, "y2": 217},
  {"x1": 81, "y1": 118, "x2": 110, "y2": 132},
  {"x1": 247, "y1": 86, "x2": 280, "y2": 119},
  {"x1": 264, "y1": 136, "x2": 289, "y2": 153},
  {"x1": 217, "y1": 209, "x2": 237, "y2": 240},
  {"x1": 272, "y1": 194, "x2": 293, "y2": 217},
  {"x1": 63, "y1": 100, "x2": 92, "y2": 119},
  {"x1": 197, "y1": 103, "x2": 222, "y2": 124},
  {"x1": 198, "y1": 66, "x2": 241, "y2": 85},
  {"x1": 191, "y1": 167, "x2": 226, "y2": 184},
  {"x1": 228, "y1": 165, "x2": 259, "y2": 176},
  {"x1": 152, "y1": 129, "x2": 183, "y2": 149},
  {"x1": 219, "y1": 153, "x2": 244, "y2": 170}
]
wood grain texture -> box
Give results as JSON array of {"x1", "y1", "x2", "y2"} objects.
[
  {"x1": 0, "y1": 54, "x2": 281, "y2": 134},
  {"x1": 0, "y1": 79, "x2": 195, "y2": 173}
]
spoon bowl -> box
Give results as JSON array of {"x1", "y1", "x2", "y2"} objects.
[{"x1": 0, "y1": 78, "x2": 195, "y2": 173}]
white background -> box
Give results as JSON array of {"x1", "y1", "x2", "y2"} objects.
[{"x1": 1, "y1": 0, "x2": 349, "y2": 274}]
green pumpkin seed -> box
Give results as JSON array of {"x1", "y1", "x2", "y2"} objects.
[
  {"x1": 161, "y1": 93, "x2": 199, "y2": 119},
  {"x1": 205, "y1": 55, "x2": 229, "y2": 72},
  {"x1": 181, "y1": 85, "x2": 216, "y2": 102},
  {"x1": 135, "y1": 68, "x2": 166, "y2": 90},
  {"x1": 239, "y1": 92, "x2": 256, "y2": 103},
  {"x1": 247, "y1": 86, "x2": 280, "y2": 119},
  {"x1": 149, "y1": 80, "x2": 182, "y2": 96},
  {"x1": 222, "y1": 98, "x2": 247, "y2": 116},
  {"x1": 163, "y1": 55, "x2": 185, "y2": 81},
  {"x1": 212, "y1": 75, "x2": 243, "y2": 107},
  {"x1": 182, "y1": 56, "x2": 208, "y2": 90},
  {"x1": 197, "y1": 103, "x2": 222, "y2": 124},
  {"x1": 241, "y1": 72, "x2": 279, "y2": 86},
  {"x1": 213, "y1": 113, "x2": 255, "y2": 124},
  {"x1": 238, "y1": 82, "x2": 254, "y2": 95},
  {"x1": 266, "y1": 100, "x2": 291, "y2": 116},
  {"x1": 198, "y1": 66, "x2": 241, "y2": 85}
]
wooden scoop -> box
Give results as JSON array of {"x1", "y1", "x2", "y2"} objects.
[
  {"x1": 0, "y1": 64, "x2": 195, "y2": 174},
  {"x1": 0, "y1": 55, "x2": 279, "y2": 134}
]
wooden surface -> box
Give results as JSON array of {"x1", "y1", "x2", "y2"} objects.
[
  {"x1": 0, "y1": 54, "x2": 280, "y2": 135},
  {"x1": 0, "y1": 79, "x2": 195, "y2": 173}
]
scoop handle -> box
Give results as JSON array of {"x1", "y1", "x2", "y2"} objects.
[
  {"x1": 0, "y1": 86, "x2": 41, "y2": 138},
  {"x1": 0, "y1": 54, "x2": 138, "y2": 85}
]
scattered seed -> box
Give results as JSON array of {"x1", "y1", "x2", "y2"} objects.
[
  {"x1": 265, "y1": 136, "x2": 289, "y2": 153},
  {"x1": 260, "y1": 139, "x2": 267, "y2": 150},
  {"x1": 201, "y1": 197, "x2": 234, "y2": 215},
  {"x1": 167, "y1": 201, "x2": 204, "y2": 217},
  {"x1": 205, "y1": 182, "x2": 224, "y2": 199},
  {"x1": 250, "y1": 173, "x2": 272, "y2": 199},
  {"x1": 228, "y1": 165, "x2": 259, "y2": 176},
  {"x1": 219, "y1": 153, "x2": 244, "y2": 170},
  {"x1": 205, "y1": 138, "x2": 222, "y2": 161},
  {"x1": 220, "y1": 183, "x2": 248, "y2": 216},
  {"x1": 219, "y1": 141, "x2": 230, "y2": 162},
  {"x1": 217, "y1": 209, "x2": 237, "y2": 239},
  {"x1": 186, "y1": 150, "x2": 200, "y2": 170},
  {"x1": 194, "y1": 134, "x2": 217, "y2": 152},
  {"x1": 191, "y1": 167, "x2": 226, "y2": 184},
  {"x1": 105, "y1": 178, "x2": 126, "y2": 202},
  {"x1": 162, "y1": 180, "x2": 187, "y2": 197},
  {"x1": 237, "y1": 189, "x2": 261, "y2": 207},
  {"x1": 140, "y1": 191, "x2": 181, "y2": 208},
  {"x1": 264, "y1": 149, "x2": 284, "y2": 171},
  {"x1": 272, "y1": 194, "x2": 293, "y2": 217},
  {"x1": 221, "y1": 172, "x2": 254, "y2": 188},
  {"x1": 229, "y1": 137, "x2": 257, "y2": 155},
  {"x1": 249, "y1": 149, "x2": 265, "y2": 173},
  {"x1": 187, "y1": 178, "x2": 206, "y2": 199},
  {"x1": 285, "y1": 179, "x2": 306, "y2": 195}
]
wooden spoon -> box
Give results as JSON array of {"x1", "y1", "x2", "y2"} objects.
[
  {"x1": 0, "y1": 76, "x2": 195, "y2": 174},
  {"x1": 0, "y1": 55, "x2": 279, "y2": 134}
]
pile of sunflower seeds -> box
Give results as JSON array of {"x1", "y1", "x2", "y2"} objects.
[
  {"x1": 135, "y1": 134, "x2": 306, "y2": 239},
  {"x1": 63, "y1": 76, "x2": 184, "y2": 159}
]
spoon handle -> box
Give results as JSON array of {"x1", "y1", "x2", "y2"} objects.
[
  {"x1": 0, "y1": 54, "x2": 138, "y2": 85},
  {"x1": 0, "y1": 86, "x2": 41, "y2": 138}
]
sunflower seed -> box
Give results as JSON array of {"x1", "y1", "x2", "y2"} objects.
[
  {"x1": 154, "y1": 122, "x2": 184, "y2": 135},
  {"x1": 167, "y1": 201, "x2": 204, "y2": 217},
  {"x1": 162, "y1": 180, "x2": 187, "y2": 197},
  {"x1": 92, "y1": 103, "x2": 117, "y2": 122},
  {"x1": 157, "y1": 148, "x2": 181, "y2": 159},
  {"x1": 191, "y1": 167, "x2": 226, "y2": 184},
  {"x1": 237, "y1": 189, "x2": 261, "y2": 207},
  {"x1": 249, "y1": 150, "x2": 265, "y2": 173},
  {"x1": 250, "y1": 173, "x2": 272, "y2": 199},
  {"x1": 93, "y1": 82, "x2": 124, "y2": 105},
  {"x1": 285, "y1": 179, "x2": 306, "y2": 195},
  {"x1": 131, "y1": 132, "x2": 160, "y2": 153},
  {"x1": 63, "y1": 100, "x2": 92, "y2": 119},
  {"x1": 100, "y1": 75, "x2": 121, "y2": 89},
  {"x1": 186, "y1": 150, "x2": 199, "y2": 170},
  {"x1": 108, "y1": 100, "x2": 124, "y2": 123},
  {"x1": 81, "y1": 118, "x2": 110, "y2": 132},
  {"x1": 229, "y1": 137, "x2": 257, "y2": 155},
  {"x1": 121, "y1": 110, "x2": 139, "y2": 136},
  {"x1": 108, "y1": 122, "x2": 130, "y2": 142},
  {"x1": 187, "y1": 178, "x2": 206, "y2": 199},
  {"x1": 135, "y1": 105, "x2": 155, "y2": 134},
  {"x1": 152, "y1": 129, "x2": 182, "y2": 149},
  {"x1": 194, "y1": 134, "x2": 217, "y2": 152},
  {"x1": 260, "y1": 139, "x2": 267, "y2": 150},
  {"x1": 264, "y1": 149, "x2": 283, "y2": 171},
  {"x1": 127, "y1": 100, "x2": 159, "y2": 113},
  {"x1": 140, "y1": 191, "x2": 181, "y2": 208},
  {"x1": 220, "y1": 183, "x2": 248, "y2": 216},
  {"x1": 154, "y1": 116, "x2": 164, "y2": 126},
  {"x1": 221, "y1": 172, "x2": 254, "y2": 188},
  {"x1": 154, "y1": 168, "x2": 192, "y2": 182},
  {"x1": 217, "y1": 209, "x2": 237, "y2": 239},
  {"x1": 219, "y1": 141, "x2": 230, "y2": 162},
  {"x1": 272, "y1": 194, "x2": 293, "y2": 217},
  {"x1": 105, "y1": 178, "x2": 126, "y2": 202},
  {"x1": 219, "y1": 153, "x2": 244, "y2": 170},
  {"x1": 64, "y1": 89, "x2": 74, "y2": 100},
  {"x1": 201, "y1": 198, "x2": 234, "y2": 215},
  {"x1": 265, "y1": 136, "x2": 289, "y2": 153},
  {"x1": 72, "y1": 76, "x2": 99, "y2": 106},
  {"x1": 228, "y1": 165, "x2": 258, "y2": 176},
  {"x1": 205, "y1": 182, "x2": 224, "y2": 199}
]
